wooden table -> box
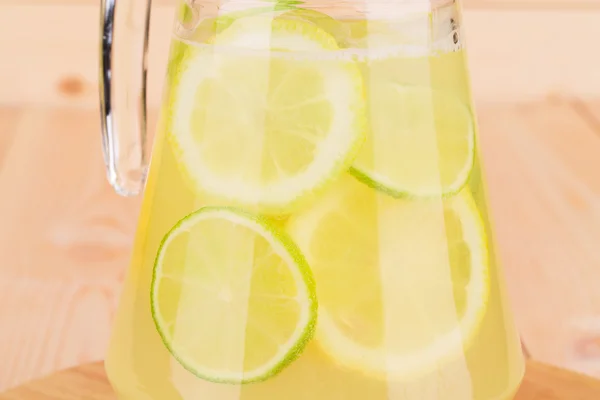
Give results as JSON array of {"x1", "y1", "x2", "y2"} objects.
[{"x1": 1, "y1": 360, "x2": 600, "y2": 399}]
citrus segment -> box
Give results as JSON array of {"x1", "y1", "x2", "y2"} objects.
[
  {"x1": 351, "y1": 85, "x2": 474, "y2": 198},
  {"x1": 287, "y1": 176, "x2": 489, "y2": 378},
  {"x1": 168, "y1": 18, "x2": 365, "y2": 213},
  {"x1": 151, "y1": 207, "x2": 317, "y2": 383}
]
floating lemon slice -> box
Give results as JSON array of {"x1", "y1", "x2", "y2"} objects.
[
  {"x1": 287, "y1": 176, "x2": 489, "y2": 378},
  {"x1": 168, "y1": 17, "x2": 365, "y2": 213}
]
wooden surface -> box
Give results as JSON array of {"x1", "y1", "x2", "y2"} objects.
[
  {"x1": 2, "y1": 0, "x2": 600, "y2": 9},
  {"x1": 0, "y1": 364, "x2": 114, "y2": 400},
  {"x1": 2, "y1": 100, "x2": 600, "y2": 392},
  {"x1": 1, "y1": 360, "x2": 600, "y2": 399},
  {"x1": 1, "y1": 2, "x2": 600, "y2": 108},
  {"x1": 2, "y1": 0, "x2": 600, "y2": 394}
]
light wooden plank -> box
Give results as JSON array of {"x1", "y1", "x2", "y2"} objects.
[
  {"x1": 587, "y1": 101, "x2": 600, "y2": 132},
  {"x1": 0, "y1": 107, "x2": 131, "y2": 389},
  {"x1": 476, "y1": 99, "x2": 600, "y2": 378},
  {"x1": 4, "y1": 0, "x2": 600, "y2": 9},
  {"x1": 1, "y1": 101, "x2": 600, "y2": 389},
  {"x1": 0, "y1": 5, "x2": 174, "y2": 108},
  {"x1": 573, "y1": 99, "x2": 600, "y2": 136},
  {"x1": 0, "y1": 108, "x2": 21, "y2": 166},
  {"x1": 462, "y1": 10, "x2": 600, "y2": 102},
  {"x1": 1, "y1": 5, "x2": 600, "y2": 107},
  {"x1": 464, "y1": 0, "x2": 600, "y2": 9},
  {"x1": 3, "y1": 360, "x2": 600, "y2": 400},
  {"x1": 0, "y1": 280, "x2": 119, "y2": 391},
  {"x1": 0, "y1": 363, "x2": 116, "y2": 400},
  {"x1": 0, "y1": 0, "x2": 175, "y2": 4},
  {"x1": 0, "y1": 107, "x2": 150, "y2": 391},
  {"x1": 0, "y1": 108, "x2": 141, "y2": 282},
  {"x1": 0, "y1": 0, "x2": 177, "y2": 4}
]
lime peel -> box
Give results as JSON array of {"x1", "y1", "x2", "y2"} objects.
[
  {"x1": 351, "y1": 85, "x2": 475, "y2": 198},
  {"x1": 151, "y1": 207, "x2": 318, "y2": 384}
]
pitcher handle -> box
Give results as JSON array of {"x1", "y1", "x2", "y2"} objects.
[{"x1": 99, "y1": 0, "x2": 152, "y2": 197}]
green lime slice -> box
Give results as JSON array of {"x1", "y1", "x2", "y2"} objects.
[
  {"x1": 351, "y1": 85, "x2": 475, "y2": 198},
  {"x1": 151, "y1": 207, "x2": 317, "y2": 383},
  {"x1": 168, "y1": 17, "x2": 365, "y2": 213},
  {"x1": 287, "y1": 176, "x2": 489, "y2": 379}
]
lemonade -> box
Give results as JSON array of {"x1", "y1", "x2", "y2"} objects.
[{"x1": 105, "y1": 2, "x2": 525, "y2": 399}]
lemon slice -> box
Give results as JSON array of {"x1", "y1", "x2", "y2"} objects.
[
  {"x1": 351, "y1": 85, "x2": 475, "y2": 198},
  {"x1": 168, "y1": 17, "x2": 365, "y2": 213},
  {"x1": 151, "y1": 207, "x2": 317, "y2": 383},
  {"x1": 346, "y1": 14, "x2": 431, "y2": 52},
  {"x1": 276, "y1": 8, "x2": 352, "y2": 47},
  {"x1": 287, "y1": 176, "x2": 489, "y2": 378}
]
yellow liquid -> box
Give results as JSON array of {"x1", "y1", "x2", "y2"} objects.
[{"x1": 106, "y1": 6, "x2": 525, "y2": 400}]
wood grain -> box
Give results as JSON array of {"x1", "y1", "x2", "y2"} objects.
[
  {"x1": 1, "y1": 0, "x2": 600, "y2": 392},
  {"x1": 2, "y1": 361, "x2": 600, "y2": 399},
  {"x1": 572, "y1": 100, "x2": 600, "y2": 136},
  {"x1": 585, "y1": 101, "x2": 600, "y2": 123},
  {"x1": 2, "y1": 101, "x2": 600, "y2": 390},
  {"x1": 0, "y1": 108, "x2": 139, "y2": 390},
  {"x1": 476, "y1": 98, "x2": 600, "y2": 377},
  {"x1": 518, "y1": 361, "x2": 600, "y2": 399},
  {"x1": 3, "y1": 0, "x2": 600, "y2": 9},
  {"x1": 0, "y1": 363, "x2": 115, "y2": 400},
  {"x1": 463, "y1": 0, "x2": 600, "y2": 9},
  {"x1": 1, "y1": 4, "x2": 599, "y2": 107},
  {"x1": 0, "y1": 108, "x2": 21, "y2": 166}
]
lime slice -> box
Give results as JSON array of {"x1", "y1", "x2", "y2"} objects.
[
  {"x1": 168, "y1": 17, "x2": 365, "y2": 213},
  {"x1": 351, "y1": 85, "x2": 475, "y2": 198},
  {"x1": 151, "y1": 207, "x2": 317, "y2": 383},
  {"x1": 287, "y1": 176, "x2": 489, "y2": 378}
]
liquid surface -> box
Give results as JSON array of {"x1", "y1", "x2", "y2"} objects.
[{"x1": 106, "y1": 2, "x2": 525, "y2": 399}]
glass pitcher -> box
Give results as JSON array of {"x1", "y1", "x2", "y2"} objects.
[{"x1": 99, "y1": 0, "x2": 525, "y2": 398}]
